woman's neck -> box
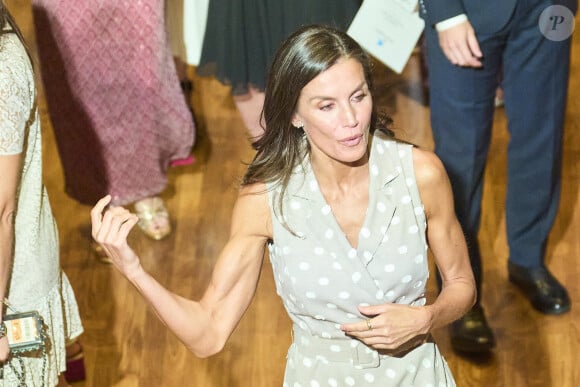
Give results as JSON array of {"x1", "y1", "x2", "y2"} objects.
[{"x1": 310, "y1": 152, "x2": 369, "y2": 195}]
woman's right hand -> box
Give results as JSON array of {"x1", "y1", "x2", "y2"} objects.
[{"x1": 91, "y1": 195, "x2": 142, "y2": 278}]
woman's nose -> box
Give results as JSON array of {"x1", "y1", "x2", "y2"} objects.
[{"x1": 341, "y1": 104, "x2": 358, "y2": 127}]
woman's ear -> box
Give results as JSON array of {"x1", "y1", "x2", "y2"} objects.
[{"x1": 291, "y1": 114, "x2": 303, "y2": 128}]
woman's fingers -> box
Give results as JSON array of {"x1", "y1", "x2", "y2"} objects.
[
  {"x1": 98, "y1": 206, "x2": 137, "y2": 243},
  {"x1": 91, "y1": 195, "x2": 138, "y2": 245},
  {"x1": 90, "y1": 195, "x2": 112, "y2": 238},
  {"x1": 341, "y1": 318, "x2": 375, "y2": 334},
  {"x1": 341, "y1": 307, "x2": 426, "y2": 352},
  {"x1": 118, "y1": 214, "x2": 139, "y2": 240}
]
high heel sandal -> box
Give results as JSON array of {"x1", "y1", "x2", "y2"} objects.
[
  {"x1": 134, "y1": 197, "x2": 171, "y2": 240},
  {"x1": 64, "y1": 341, "x2": 86, "y2": 383},
  {"x1": 170, "y1": 154, "x2": 195, "y2": 167}
]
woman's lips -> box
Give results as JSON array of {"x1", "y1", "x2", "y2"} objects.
[{"x1": 340, "y1": 134, "x2": 363, "y2": 147}]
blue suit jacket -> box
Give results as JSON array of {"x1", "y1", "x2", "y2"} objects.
[{"x1": 421, "y1": 0, "x2": 577, "y2": 34}]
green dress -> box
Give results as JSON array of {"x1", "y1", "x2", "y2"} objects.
[{"x1": 197, "y1": 0, "x2": 361, "y2": 95}]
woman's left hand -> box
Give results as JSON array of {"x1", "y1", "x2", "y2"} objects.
[{"x1": 340, "y1": 303, "x2": 433, "y2": 354}]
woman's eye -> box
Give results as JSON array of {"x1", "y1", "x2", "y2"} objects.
[
  {"x1": 320, "y1": 104, "x2": 333, "y2": 111},
  {"x1": 353, "y1": 93, "x2": 367, "y2": 102}
]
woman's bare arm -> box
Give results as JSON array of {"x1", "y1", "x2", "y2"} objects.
[
  {"x1": 91, "y1": 183, "x2": 272, "y2": 357},
  {"x1": 0, "y1": 154, "x2": 20, "y2": 361},
  {"x1": 413, "y1": 147, "x2": 476, "y2": 329}
]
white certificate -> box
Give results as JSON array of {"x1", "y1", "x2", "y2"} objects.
[
  {"x1": 394, "y1": 0, "x2": 419, "y2": 13},
  {"x1": 347, "y1": 0, "x2": 425, "y2": 74}
]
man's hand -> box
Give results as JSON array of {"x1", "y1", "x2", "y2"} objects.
[{"x1": 438, "y1": 20, "x2": 483, "y2": 67}]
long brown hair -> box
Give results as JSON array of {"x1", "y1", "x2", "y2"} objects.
[
  {"x1": 0, "y1": 1, "x2": 33, "y2": 64},
  {"x1": 242, "y1": 24, "x2": 392, "y2": 222}
]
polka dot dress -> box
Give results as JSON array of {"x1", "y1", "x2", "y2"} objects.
[{"x1": 267, "y1": 134, "x2": 455, "y2": 386}]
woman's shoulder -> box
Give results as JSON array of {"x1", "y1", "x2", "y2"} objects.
[
  {"x1": 0, "y1": 32, "x2": 33, "y2": 98},
  {"x1": 0, "y1": 32, "x2": 29, "y2": 68},
  {"x1": 238, "y1": 181, "x2": 271, "y2": 211},
  {"x1": 0, "y1": 33, "x2": 35, "y2": 154},
  {"x1": 370, "y1": 130, "x2": 443, "y2": 177},
  {"x1": 235, "y1": 181, "x2": 273, "y2": 238},
  {"x1": 410, "y1": 146, "x2": 448, "y2": 192},
  {"x1": 239, "y1": 181, "x2": 269, "y2": 196},
  {"x1": 370, "y1": 133, "x2": 446, "y2": 191}
]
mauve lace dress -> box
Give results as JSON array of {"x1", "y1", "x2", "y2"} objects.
[{"x1": 32, "y1": 0, "x2": 195, "y2": 206}]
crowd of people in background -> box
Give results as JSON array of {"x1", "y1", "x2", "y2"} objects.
[{"x1": 0, "y1": 0, "x2": 575, "y2": 385}]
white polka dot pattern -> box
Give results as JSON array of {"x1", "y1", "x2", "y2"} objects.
[
  {"x1": 267, "y1": 136, "x2": 453, "y2": 385},
  {"x1": 285, "y1": 328, "x2": 455, "y2": 385}
]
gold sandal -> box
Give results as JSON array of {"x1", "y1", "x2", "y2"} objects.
[{"x1": 134, "y1": 197, "x2": 172, "y2": 240}]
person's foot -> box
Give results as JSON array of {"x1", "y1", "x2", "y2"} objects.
[
  {"x1": 134, "y1": 197, "x2": 172, "y2": 240},
  {"x1": 449, "y1": 304, "x2": 495, "y2": 354},
  {"x1": 170, "y1": 154, "x2": 196, "y2": 167},
  {"x1": 508, "y1": 262, "x2": 570, "y2": 315},
  {"x1": 57, "y1": 374, "x2": 72, "y2": 387},
  {"x1": 64, "y1": 340, "x2": 86, "y2": 383}
]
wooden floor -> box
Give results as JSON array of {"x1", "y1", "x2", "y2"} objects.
[{"x1": 7, "y1": 1, "x2": 580, "y2": 386}]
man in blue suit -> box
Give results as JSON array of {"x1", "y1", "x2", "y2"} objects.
[{"x1": 420, "y1": 0, "x2": 575, "y2": 354}]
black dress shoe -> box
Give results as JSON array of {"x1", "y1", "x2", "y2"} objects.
[
  {"x1": 508, "y1": 262, "x2": 571, "y2": 315},
  {"x1": 449, "y1": 304, "x2": 495, "y2": 353}
]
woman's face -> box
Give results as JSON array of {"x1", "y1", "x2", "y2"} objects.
[{"x1": 292, "y1": 57, "x2": 372, "y2": 165}]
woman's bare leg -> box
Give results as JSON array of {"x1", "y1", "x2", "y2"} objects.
[
  {"x1": 57, "y1": 374, "x2": 71, "y2": 387},
  {"x1": 233, "y1": 86, "x2": 266, "y2": 142}
]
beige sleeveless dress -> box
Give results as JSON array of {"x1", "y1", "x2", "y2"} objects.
[{"x1": 267, "y1": 133, "x2": 455, "y2": 386}]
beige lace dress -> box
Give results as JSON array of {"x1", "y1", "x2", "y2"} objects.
[{"x1": 0, "y1": 29, "x2": 83, "y2": 386}]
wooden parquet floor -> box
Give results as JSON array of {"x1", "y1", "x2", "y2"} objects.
[{"x1": 6, "y1": 1, "x2": 580, "y2": 386}]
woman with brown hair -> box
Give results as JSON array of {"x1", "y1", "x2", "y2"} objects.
[{"x1": 92, "y1": 25, "x2": 475, "y2": 385}]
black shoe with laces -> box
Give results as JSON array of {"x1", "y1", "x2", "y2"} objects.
[
  {"x1": 508, "y1": 262, "x2": 570, "y2": 315},
  {"x1": 449, "y1": 304, "x2": 496, "y2": 354}
]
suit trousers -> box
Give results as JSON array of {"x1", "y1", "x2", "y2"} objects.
[{"x1": 425, "y1": 0, "x2": 572, "y2": 295}]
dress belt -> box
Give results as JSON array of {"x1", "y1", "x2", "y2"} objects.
[
  {"x1": 292, "y1": 326, "x2": 380, "y2": 369},
  {"x1": 291, "y1": 325, "x2": 434, "y2": 370}
]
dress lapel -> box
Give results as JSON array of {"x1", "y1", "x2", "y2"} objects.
[{"x1": 288, "y1": 136, "x2": 402, "y2": 267}]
